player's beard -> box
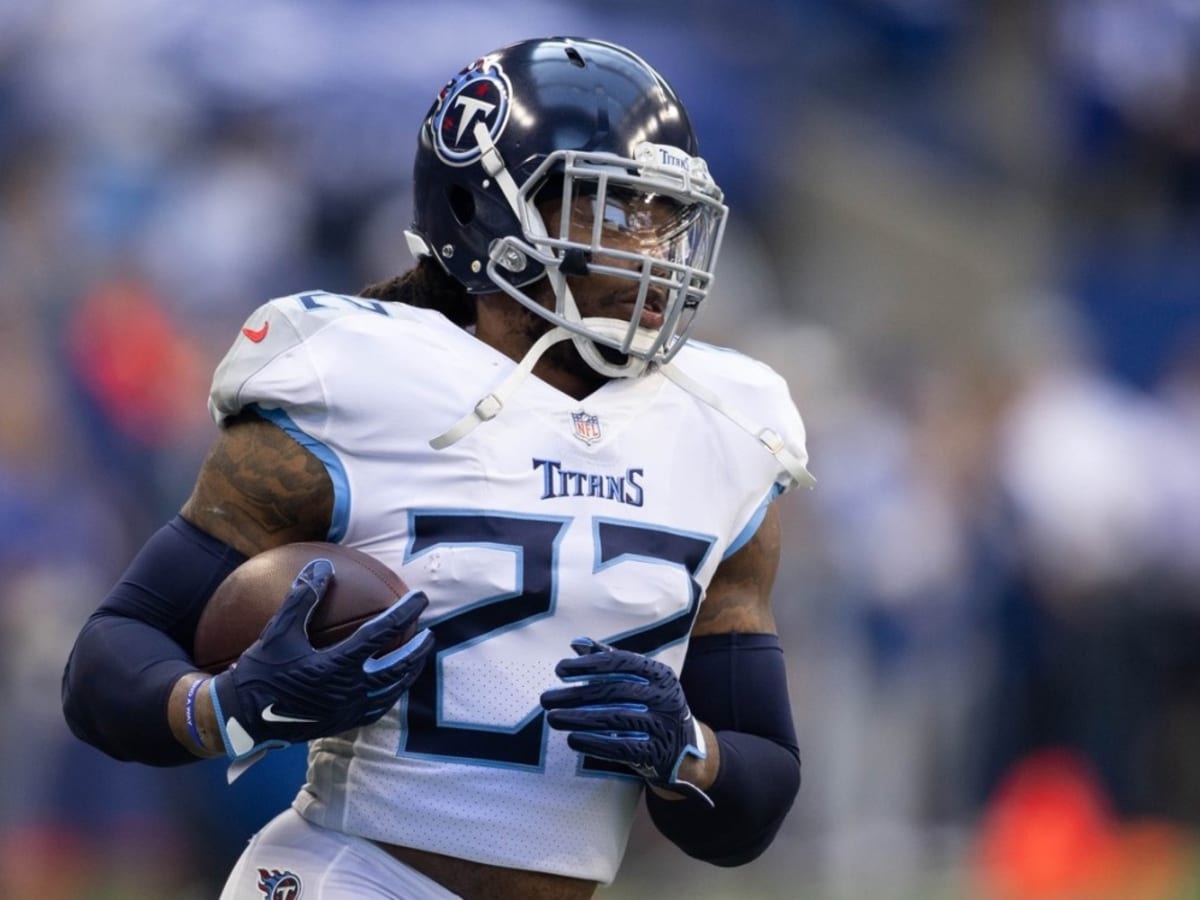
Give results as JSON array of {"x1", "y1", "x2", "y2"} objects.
[{"x1": 513, "y1": 301, "x2": 622, "y2": 394}]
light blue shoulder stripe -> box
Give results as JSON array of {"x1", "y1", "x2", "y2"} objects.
[
  {"x1": 723, "y1": 483, "x2": 783, "y2": 559},
  {"x1": 249, "y1": 404, "x2": 351, "y2": 543}
]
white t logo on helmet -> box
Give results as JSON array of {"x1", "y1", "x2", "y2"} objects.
[
  {"x1": 431, "y1": 61, "x2": 512, "y2": 167},
  {"x1": 453, "y1": 95, "x2": 498, "y2": 144}
]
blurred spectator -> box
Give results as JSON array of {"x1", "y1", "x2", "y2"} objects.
[
  {"x1": 63, "y1": 272, "x2": 212, "y2": 530},
  {"x1": 974, "y1": 748, "x2": 1194, "y2": 900}
]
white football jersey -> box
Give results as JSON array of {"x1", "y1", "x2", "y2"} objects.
[{"x1": 208, "y1": 291, "x2": 811, "y2": 884}]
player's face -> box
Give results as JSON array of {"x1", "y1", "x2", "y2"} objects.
[{"x1": 539, "y1": 188, "x2": 693, "y2": 330}]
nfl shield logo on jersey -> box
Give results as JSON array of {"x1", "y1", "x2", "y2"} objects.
[
  {"x1": 257, "y1": 868, "x2": 302, "y2": 900},
  {"x1": 570, "y1": 410, "x2": 602, "y2": 445}
]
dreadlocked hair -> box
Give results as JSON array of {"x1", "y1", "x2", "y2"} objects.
[{"x1": 359, "y1": 256, "x2": 476, "y2": 327}]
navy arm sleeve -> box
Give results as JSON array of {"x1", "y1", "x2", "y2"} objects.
[
  {"x1": 61, "y1": 515, "x2": 246, "y2": 765},
  {"x1": 645, "y1": 633, "x2": 801, "y2": 866}
]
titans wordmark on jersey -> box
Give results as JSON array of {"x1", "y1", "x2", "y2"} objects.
[{"x1": 209, "y1": 291, "x2": 810, "y2": 884}]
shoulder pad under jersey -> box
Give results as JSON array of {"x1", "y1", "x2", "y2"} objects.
[
  {"x1": 667, "y1": 340, "x2": 813, "y2": 492},
  {"x1": 207, "y1": 291, "x2": 403, "y2": 423}
]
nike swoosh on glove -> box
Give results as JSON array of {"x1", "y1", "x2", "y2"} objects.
[
  {"x1": 540, "y1": 637, "x2": 712, "y2": 805},
  {"x1": 209, "y1": 558, "x2": 434, "y2": 781}
]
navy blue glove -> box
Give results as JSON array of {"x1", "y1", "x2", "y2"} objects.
[
  {"x1": 209, "y1": 558, "x2": 434, "y2": 780},
  {"x1": 540, "y1": 637, "x2": 711, "y2": 804}
]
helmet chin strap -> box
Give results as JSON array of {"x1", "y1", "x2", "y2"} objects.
[
  {"x1": 570, "y1": 323, "x2": 651, "y2": 378},
  {"x1": 430, "y1": 125, "x2": 651, "y2": 449},
  {"x1": 427, "y1": 310, "x2": 654, "y2": 450},
  {"x1": 545, "y1": 264, "x2": 650, "y2": 379},
  {"x1": 476, "y1": 121, "x2": 650, "y2": 382},
  {"x1": 428, "y1": 316, "x2": 816, "y2": 489},
  {"x1": 429, "y1": 324, "x2": 575, "y2": 450}
]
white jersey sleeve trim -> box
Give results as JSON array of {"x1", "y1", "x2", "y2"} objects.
[{"x1": 723, "y1": 484, "x2": 783, "y2": 560}]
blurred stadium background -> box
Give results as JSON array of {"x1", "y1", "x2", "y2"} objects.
[{"x1": 2, "y1": 1, "x2": 1200, "y2": 897}]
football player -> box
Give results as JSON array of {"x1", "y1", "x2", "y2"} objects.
[{"x1": 63, "y1": 37, "x2": 813, "y2": 899}]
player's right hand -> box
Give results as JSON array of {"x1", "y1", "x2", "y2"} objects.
[{"x1": 209, "y1": 559, "x2": 435, "y2": 778}]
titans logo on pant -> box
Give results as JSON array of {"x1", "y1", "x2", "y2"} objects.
[{"x1": 257, "y1": 868, "x2": 302, "y2": 900}]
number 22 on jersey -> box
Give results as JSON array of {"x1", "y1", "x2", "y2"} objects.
[{"x1": 399, "y1": 510, "x2": 714, "y2": 771}]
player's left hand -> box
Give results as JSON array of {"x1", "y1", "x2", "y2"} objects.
[{"x1": 540, "y1": 637, "x2": 712, "y2": 805}]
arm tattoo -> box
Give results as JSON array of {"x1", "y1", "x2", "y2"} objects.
[
  {"x1": 692, "y1": 503, "x2": 783, "y2": 636},
  {"x1": 181, "y1": 412, "x2": 334, "y2": 556}
]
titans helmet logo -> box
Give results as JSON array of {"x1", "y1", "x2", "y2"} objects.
[{"x1": 431, "y1": 59, "x2": 512, "y2": 166}]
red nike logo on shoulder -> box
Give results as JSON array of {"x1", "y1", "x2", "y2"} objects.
[{"x1": 242, "y1": 323, "x2": 270, "y2": 343}]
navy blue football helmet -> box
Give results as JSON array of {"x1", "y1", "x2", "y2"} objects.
[{"x1": 407, "y1": 37, "x2": 727, "y2": 376}]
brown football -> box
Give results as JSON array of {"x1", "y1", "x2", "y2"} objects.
[{"x1": 193, "y1": 542, "x2": 410, "y2": 673}]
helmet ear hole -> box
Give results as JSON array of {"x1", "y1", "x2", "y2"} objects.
[{"x1": 446, "y1": 184, "x2": 475, "y2": 226}]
